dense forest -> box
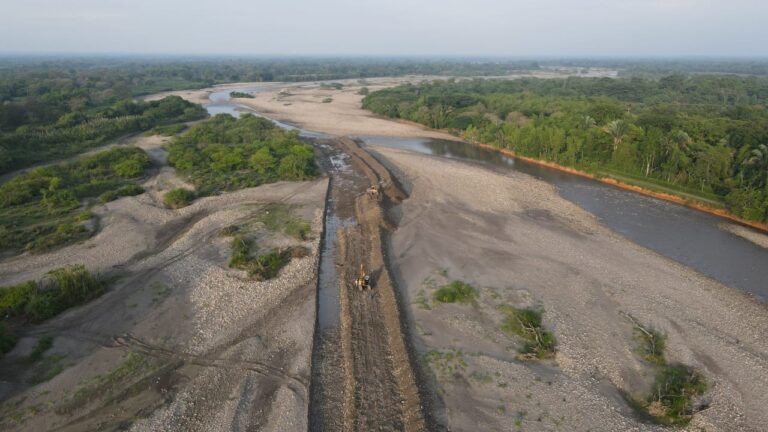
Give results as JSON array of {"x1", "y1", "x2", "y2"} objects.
[
  {"x1": 0, "y1": 96, "x2": 204, "y2": 175},
  {"x1": 167, "y1": 114, "x2": 316, "y2": 196},
  {"x1": 0, "y1": 57, "x2": 541, "y2": 175},
  {"x1": 363, "y1": 75, "x2": 768, "y2": 222}
]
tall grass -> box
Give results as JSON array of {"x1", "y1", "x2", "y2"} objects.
[{"x1": 0, "y1": 265, "x2": 105, "y2": 323}]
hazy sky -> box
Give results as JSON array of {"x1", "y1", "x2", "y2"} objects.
[{"x1": 1, "y1": 0, "x2": 766, "y2": 57}]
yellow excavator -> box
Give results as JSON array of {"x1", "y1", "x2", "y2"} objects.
[
  {"x1": 366, "y1": 184, "x2": 381, "y2": 201},
  {"x1": 354, "y1": 263, "x2": 371, "y2": 290}
]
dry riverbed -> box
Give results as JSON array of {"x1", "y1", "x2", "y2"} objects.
[
  {"x1": 374, "y1": 146, "x2": 768, "y2": 432},
  {"x1": 0, "y1": 136, "x2": 329, "y2": 431}
]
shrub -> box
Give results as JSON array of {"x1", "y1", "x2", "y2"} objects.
[
  {"x1": 163, "y1": 188, "x2": 195, "y2": 209},
  {"x1": 624, "y1": 316, "x2": 707, "y2": 426},
  {"x1": 634, "y1": 326, "x2": 667, "y2": 365},
  {"x1": 249, "y1": 249, "x2": 293, "y2": 280},
  {"x1": 114, "y1": 159, "x2": 145, "y2": 178},
  {"x1": 228, "y1": 236, "x2": 252, "y2": 269},
  {"x1": 229, "y1": 91, "x2": 254, "y2": 99},
  {"x1": 99, "y1": 190, "x2": 118, "y2": 203},
  {"x1": 219, "y1": 225, "x2": 240, "y2": 237},
  {"x1": 25, "y1": 223, "x2": 88, "y2": 253},
  {"x1": 0, "y1": 265, "x2": 104, "y2": 324},
  {"x1": 432, "y1": 280, "x2": 477, "y2": 304},
  {"x1": 0, "y1": 281, "x2": 37, "y2": 316},
  {"x1": 75, "y1": 210, "x2": 94, "y2": 221},
  {"x1": 227, "y1": 236, "x2": 295, "y2": 280},
  {"x1": 648, "y1": 364, "x2": 707, "y2": 423},
  {"x1": 25, "y1": 265, "x2": 105, "y2": 323},
  {"x1": 498, "y1": 305, "x2": 557, "y2": 359},
  {"x1": 117, "y1": 184, "x2": 144, "y2": 197}
]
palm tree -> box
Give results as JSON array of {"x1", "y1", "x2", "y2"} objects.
[
  {"x1": 603, "y1": 120, "x2": 630, "y2": 152},
  {"x1": 671, "y1": 130, "x2": 692, "y2": 152},
  {"x1": 743, "y1": 144, "x2": 768, "y2": 187},
  {"x1": 579, "y1": 115, "x2": 596, "y2": 130}
]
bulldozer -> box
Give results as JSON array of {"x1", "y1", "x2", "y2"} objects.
[
  {"x1": 366, "y1": 184, "x2": 381, "y2": 201},
  {"x1": 354, "y1": 263, "x2": 371, "y2": 290}
]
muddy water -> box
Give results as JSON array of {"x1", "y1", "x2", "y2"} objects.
[
  {"x1": 358, "y1": 135, "x2": 768, "y2": 302},
  {"x1": 317, "y1": 144, "x2": 355, "y2": 335}
]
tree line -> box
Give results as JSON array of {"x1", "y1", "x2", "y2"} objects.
[{"x1": 363, "y1": 76, "x2": 768, "y2": 222}]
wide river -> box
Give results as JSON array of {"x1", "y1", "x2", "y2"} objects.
[{"x1": 207, "y1": 88, "x2": 768, "y2": 302}]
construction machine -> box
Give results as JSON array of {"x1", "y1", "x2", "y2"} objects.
[
  {"x1": 366, "y1": 184, "x2": 381, "y2": 201},
  {"x1": 354, "y1": 263, "x2": 371, "y2": 290}
]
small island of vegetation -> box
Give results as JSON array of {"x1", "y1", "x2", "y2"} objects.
[
  {"x1": 229, "y1": 91, "x2": 254, "y2": 99},
  {"x1": 167, "y1": 113, "x2": 317, "y2": 197}
]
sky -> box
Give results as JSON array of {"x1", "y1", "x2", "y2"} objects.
[{"x1": 1, "y1": 0, "x2": 767, "y2": 57}]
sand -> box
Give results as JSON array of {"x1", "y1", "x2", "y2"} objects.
[
  {"x1": 374, "y1": 146, "x2": 768, "y2": 432},
  {"x1": 720, "y1": 223, "x2": 768, "y2": 249},
  {"x1": 0, "y1": 124, "x2": 330, "y2": 431}
]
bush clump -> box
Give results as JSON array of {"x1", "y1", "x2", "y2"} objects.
[
  {"x1": 166, "y1": 114, "x2": 316, "y2": 195},
  {"x1": 432, "y1": 280, "x2": 477, "y2": 304},
  {"x1": 498, "y1": 305, "x2": 557, "y2": 359},
  {"x1": 645, "y1": 364, "x2": 707, "y2": 425},
  {"x1": 0, "y1": 265, "x2": 105, "y2": 323},
  {"x1": 625, "y1": 316, "x2": 707, "y2": 426},
  {"x1": 163, "y1": 188, "x2": 195, "y2": 209},
  {"x1": 227, "y1": 235, "x2": 296, "y2": 280},
  {"x1": 229, "y1": 91, "x2": 254, "y2": 99}
]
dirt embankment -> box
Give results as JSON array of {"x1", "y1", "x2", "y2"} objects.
[
  {"x1": 373, "y1": 145, "x2": 768, "y2": 432},
  {"x1": 331, "y1": 138, "x2": 427, "y2": 431}
]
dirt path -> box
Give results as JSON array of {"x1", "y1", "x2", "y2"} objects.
[{"x1": 310, "y1": 138, "x2": 427, "y2": 431}]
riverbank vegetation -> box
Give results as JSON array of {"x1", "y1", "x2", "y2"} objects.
[
  {"x1": 229, "y1": 91, "x2": 254, "y2": 99},
  {"x1": 167, "y1": 114, "x2": 317, "y2": 196},
  {"x1": 0, "y1": 147, "x2": 152, "y2": 254},
  {"x1": 364, "y1": 76, "x2": 768, "y2": 223},
  {"x1": 0, "y1": 265, "x2": 105, "y2": 357}
]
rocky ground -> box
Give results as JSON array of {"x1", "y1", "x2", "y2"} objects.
[
  {"x1": 373, "y1": 146, "x2": 768, "y2": 432},
  {"x1": 0, "y1": 135, "x2": 329, "y2": 431}
]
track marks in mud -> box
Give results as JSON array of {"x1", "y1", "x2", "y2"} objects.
[{"x1": 332, "y1": 137, "x2": 427, "y2": 432}]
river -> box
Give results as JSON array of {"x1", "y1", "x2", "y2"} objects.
[{"x1": 205, "y1": 87, "x2": 768, "y2": 302}]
